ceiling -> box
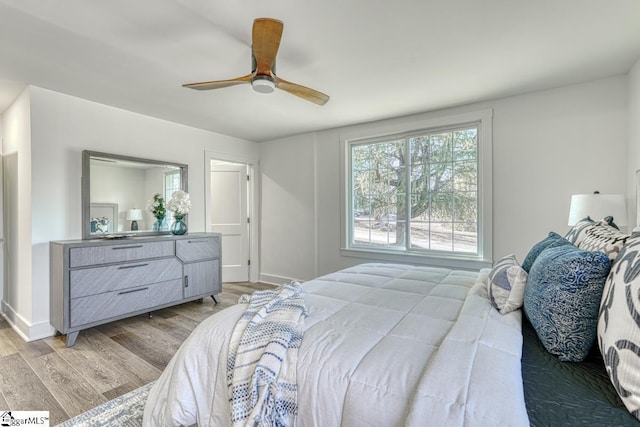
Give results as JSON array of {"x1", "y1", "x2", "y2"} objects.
[{"x1": 1, "y1": 1, "x2": 639, "y2": 142}]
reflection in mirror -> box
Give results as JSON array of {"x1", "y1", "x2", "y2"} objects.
[{"x1": 82, "y1": 151, "x2": 188, "y2": 239}]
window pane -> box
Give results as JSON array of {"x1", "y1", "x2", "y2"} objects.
[
  {"x1": 351, "y1": 140, "x2": 404, "y2": 249},
  {"x1": 427, "y1": 163, "x2": 454, "y2": 192},
  {"x1": 429, "y1": 222, "x2": 453, "y2": 251},
  {"x1": 409, "y1": 219, "x2": 430, "y2": 249},
  {"x1": 430, "y1": 192, "x2": 454, "y2": 222},
  {"x1": 453, "y1": 129, "x2": 477, "y2": 161},
  {"x1": 454, "y1": 190, "x2": 477, "y2": 224},
  {"x1": 453, "y1": 161, "x2": 477, "y2": 192},
  {"x1": 429, "y1": 132, "x2": 453, "y2": 163},
  {"x1": 453, "y1": 221, "x2": 477, "y2": 253}
]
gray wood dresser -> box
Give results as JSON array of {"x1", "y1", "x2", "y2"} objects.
[{"x1": 50, "y1": 233, "x2": 221, "y2": 346}]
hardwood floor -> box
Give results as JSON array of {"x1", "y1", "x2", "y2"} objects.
[{"x1": 0, "y1": 282, "x2": 273, "y2": 425}]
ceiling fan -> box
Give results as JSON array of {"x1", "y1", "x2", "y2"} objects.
[{"x1": 182, "y1": 18, "x2": 329, "y2": 106}]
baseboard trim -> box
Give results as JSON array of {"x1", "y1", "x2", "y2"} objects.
[
  {"x1": 1, "y1": 300, "x2": 55, "y2": 341},
  {"x1": 259, "y1": 273, "x2": 302, "y2": 286}
]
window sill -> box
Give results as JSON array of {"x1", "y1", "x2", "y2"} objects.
[{"x1": 340, "y1": 248, "x2": 492, "y2": 271}]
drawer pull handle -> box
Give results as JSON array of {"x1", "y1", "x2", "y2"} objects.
[
  {"x1": 187, "y1": 240, "x2": 209, "y2": 244},
  {"x1": 184, "y1": 275, "x2": 189, "y2": 288},
  {"x1": 118, "y1": 263, "x2": 149, "y2": 270},
  {"x1": 112, "y1": 245, "x2": 143, "y2": 250},
  {"x1": 118, "y1": 287, "x2": 149, "y2": 295}
]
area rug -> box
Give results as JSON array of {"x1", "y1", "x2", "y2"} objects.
[{"x1": 56, "y1": 382, "x2": 154, "y2": 427}]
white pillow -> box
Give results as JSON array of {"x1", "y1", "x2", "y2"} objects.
[
  {"x1": 598, "y1": 234, "x2": 640, "y2": 420},
  {"x1": 487, "y1": 254, "x2": 528, "y2": 314}
]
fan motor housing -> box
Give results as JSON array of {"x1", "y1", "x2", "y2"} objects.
[{"x1": 251, "y1": 75, "x2": 276, "y2": 93}]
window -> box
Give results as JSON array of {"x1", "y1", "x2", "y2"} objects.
[
  {"x1": 164, "y1": 170, "x2": 181, "y2": 221},
  {"x1": 343, "y1": 110, "x2": 492, "y2": 269}
]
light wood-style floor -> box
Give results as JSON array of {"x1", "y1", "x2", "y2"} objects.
[{"x1": 0, "y1": 282, "x2": 273, "y2": 425}]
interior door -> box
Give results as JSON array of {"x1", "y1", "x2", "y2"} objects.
[{"x1": 210, "y1": 163, "x2": 249, "y2": 282}]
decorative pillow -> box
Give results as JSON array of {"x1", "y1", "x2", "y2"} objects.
[
  {"x1": 521, "y1": 232, "x2": 572, "y2": 273},
  {"x1": 487, "y1": 254, "x2": 528, "y2": 314},
  {"x1": 524, "y1": 244, "x2": 611, "y2": 362},
  {"x1": 577, "y1": 222, "x2": 630, "y2": 262},
  {"x1": 598, "y1": 233, "x2": 640, "y2": 420},
  {"x1": 564, "y1": 216, "x2": 595, "y2": 245}
]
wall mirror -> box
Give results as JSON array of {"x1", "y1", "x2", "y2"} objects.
[{"x1": 82, "y1": 150, "x2": 188, "y2": 239}]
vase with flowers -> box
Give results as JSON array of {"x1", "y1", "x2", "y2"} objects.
[
  {"x1": 147, "y1": 193, "x2": 168, "y2": 231},
  {"x1": 167, "y1": 190, "x2": 191, "y2": 235}
]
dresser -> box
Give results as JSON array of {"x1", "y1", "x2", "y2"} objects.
[{"x1": 50, "y1": 233, "x2": 221, "y2": 347}]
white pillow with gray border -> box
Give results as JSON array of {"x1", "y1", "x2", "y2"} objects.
[
  {"x1": 487, "y1": 254, "x2": 528, "y2": 314},
  {"x1": 598, "y1": 233, "x2": 640, "y2": 421}
]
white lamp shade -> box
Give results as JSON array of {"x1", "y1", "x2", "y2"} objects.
[
  {"x1": 568, "y1": 193, "x2": 627, "y2": 226},
  {"x1": 127, "y1": 208, "x2": 143, "y2": 221}
]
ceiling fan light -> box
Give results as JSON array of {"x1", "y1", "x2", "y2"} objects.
[{"x1": 251, "y1": 76, "x2": 276, "y2": 94}]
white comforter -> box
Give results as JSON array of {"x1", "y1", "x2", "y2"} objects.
[{"x1": 143, "y1": 263, "x2": 529, "y2": 427}]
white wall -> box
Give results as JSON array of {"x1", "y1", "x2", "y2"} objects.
[
  {"x1": 1, "y1": 87, "x2": 33, "y2": 337},
  {"x1": 259, "y1": 133, "x2": 317, "y2": 282},
  {"x1": 0, "y1": 116, "x2": 3, "y2": 303},
  {"x1": 2, "y1": 85, "x2": 259, "y2": 340},
  {"x1": 92, "y1": 164, "x2": 146, "y2": 231},
  {"x1": 260, "y1": 76, "x2": 628, "y2": 282},
  {"x1": 492, "y1": 77, "x2": 627, "y2": 256},
  {"x1": 628, "y1": 58, "x2": 640, "y2": 226}
]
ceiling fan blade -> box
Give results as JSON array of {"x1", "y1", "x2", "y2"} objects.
[
  {"x1": 252, "y1": 18, "x2": 283, "y2": 75},
  {"x1": 182, "y1": 73, "x2": 254, "y2": 90},
  {"x1": 276, "y1": 77, "x2": 330, "y2": 106}
]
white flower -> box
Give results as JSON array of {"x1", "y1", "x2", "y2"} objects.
[
  {"x1": 147, "y1": 193, "x2": 166, "y2": 217},
  {"x1": 167, "y1": 190, "x2": 191, "y2": 215}
]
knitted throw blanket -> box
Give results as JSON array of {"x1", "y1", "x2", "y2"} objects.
[{"x1": 227, "y1": 283, "x2": 307, "y2": 427}]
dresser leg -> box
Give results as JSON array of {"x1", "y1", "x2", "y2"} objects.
[
  {"x1": 66, "y1": 331, "x2": 79, "y2": 347},
  {"x1": 148, "y1": 312, "x2": 153, "y2": 319},
  {"x1": 212, "y1": 295, "x2": 218, "y2": 304}
]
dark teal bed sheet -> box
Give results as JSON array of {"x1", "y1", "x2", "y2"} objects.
[{"x1": 522, "y1": 319, "x2": 639, "y2": 426}]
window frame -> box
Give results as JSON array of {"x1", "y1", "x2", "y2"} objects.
[{"x1": 340, "y1": 109, "x2": 493, "y2": 270}]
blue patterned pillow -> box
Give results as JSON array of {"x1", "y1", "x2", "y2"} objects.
[
  {"x1": 524, "y1": 244, "x2": 611, "y2": 362},
  {"x1": 521, "y1": 232, "x2": 572, "y2": 273}
]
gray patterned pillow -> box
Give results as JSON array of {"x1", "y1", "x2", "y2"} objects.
[
  {"x1": 578, "y1": 222, "x2": 630, "y2": 261},
  {"x1": 564, "y1": 216, "x2": 595, "y2": 245},
  {"x1": 487, "y1": 254, "x2": 528, "y2": 314},
  {"x1": 598, "y1": 234, "x2": 640, "y2": 421}
]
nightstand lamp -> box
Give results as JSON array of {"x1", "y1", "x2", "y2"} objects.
[
  {"x1": 568, "y1": 191, "x2": 627, "y2": 229},
  {"x1": 127, "y1": 208, "x2": 143, "y2": 231}
]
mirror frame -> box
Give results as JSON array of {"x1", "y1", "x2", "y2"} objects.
[{"x1": 82, "y1": 150, "x2": 188, "y2": 239}]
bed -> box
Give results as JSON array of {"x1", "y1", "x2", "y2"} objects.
[
  {"x1": 143, "y1": 218, "x2": 640, "y2": 426},
  {"x1": 143, "y1": 263, "x2": 527, "y2": 426}
]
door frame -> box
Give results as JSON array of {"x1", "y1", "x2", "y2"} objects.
[{"x1": 205, "y1": 150, "x2": 259, "y2": 283}]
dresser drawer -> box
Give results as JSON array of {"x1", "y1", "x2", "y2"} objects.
[
  {"x1": 70, "y1": 240, "x2": 175, "y2": 267},
  {"x1": 69, "y1": 279, "x2": 183, "y2": 327},
  {"x1": 70, "y1": 258, "x2": 182, "y2": 298},
  {"x1": 176, "y1": 237, "x2": 220, "y2": 262}
]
